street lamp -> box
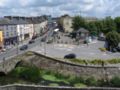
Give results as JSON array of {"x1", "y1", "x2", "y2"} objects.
[
  {"x1": 16, "y1": 36, "x2": 19, "y2": 55},
  {"x1": 44, "y1": 36, "x2": 47, "y2": 56}
]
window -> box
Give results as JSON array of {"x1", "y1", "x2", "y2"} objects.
[
  {"x1": 6, "y1": 25, "x2": 8, "y2": 30},
  {"x1": 6, "y1": 32, "x2": 9, "y2": 37}
]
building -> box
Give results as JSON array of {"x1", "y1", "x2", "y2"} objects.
[
  {"x1": 76, "y1": 28, "x2": 89, "y2": 39},
  {"x1": 59, "y1": 15, "x2": 73, "y2": 33},
  {"x1": 0, "y1": 16, "x2": 48, "y2": 46},
  {"x1": 0, "y1": 30, "x2": 3, "y2": 49},
  {"x1": 25, "y1": 16, "x2": 48, "y2": 37},
  {"x1": 0, "y1": 17, "x2": 34, "y2": 46}
]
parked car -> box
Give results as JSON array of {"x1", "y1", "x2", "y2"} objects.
[
  {"x1": 29, "y1": 40, "x2": 35, "y2": 44},
  {"x1": 1, "y1": 48, "x2": 6, "y2": 52},
  {"x1": 116, "y1": 47, "x2": 120, "y2": 52},
  {"x1": 64, "y1": 53, "x2": 76, "y2": 59},
  {"x1": 98, "y1": 37, "x2": 106, "y2": 41},
  {"x1": 20, "y1": 45, "x2": 28, "y2": 50},
  {"x1": 41, "y1": 38, "x2": 46, "y2": 42}
]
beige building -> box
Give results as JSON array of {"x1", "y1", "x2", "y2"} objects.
[{"x1": 59, "y1": 15, "x2": 73, "y2": 33}]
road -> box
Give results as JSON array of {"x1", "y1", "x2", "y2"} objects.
[
  {"x1": 0, "y1": 22, "x2": 56, "y2": 61},
  {"x1": 31, "y1": 38, "x2": 120, "y2": 60}
]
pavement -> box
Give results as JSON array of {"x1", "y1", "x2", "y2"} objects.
[
  {"x1": 31, "y1": 40, "x2": 120, "y2": 60},
  {"x1": 0, "y1": 22, "x2": 55, "y2": 61}
]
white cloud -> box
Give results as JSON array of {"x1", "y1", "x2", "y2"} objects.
[{"x1": 0, "y1": 0, "x2": 120, "y2": 18}]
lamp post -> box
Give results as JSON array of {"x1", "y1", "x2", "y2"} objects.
[{"x1": 16, "y1": 36, "x2": 19, "y2": 55}]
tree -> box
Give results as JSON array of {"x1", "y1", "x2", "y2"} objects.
[
  {"x1": 114, "y1": 17, "x2": 120, "y2": 33},
  {"x1": 72, "y1": 16, "x2": 86, "y2": 31},
  {"x1": 103, "y1": 16, "x2": 117, "y2": 34},
  {"x1": 87, "y1": 22, "x2": 98, "y2": 36},
  {"x1": 106, "y1": 31, "x2": 120, "y2": 51}
]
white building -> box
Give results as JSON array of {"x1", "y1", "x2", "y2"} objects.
[
  {"x1": 59, "y1": 15, "x2": 73, "y2": 33},
  {"x1": 33, "y1": 20, "x2": 48, "y2": 36},
  {"x1": 0, "y1": 18, "x2": 34, "y2": 45}
]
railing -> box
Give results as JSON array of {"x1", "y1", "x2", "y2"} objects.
[{"x1": 0, "y1": 84, "x2": 120, "y2": 90}]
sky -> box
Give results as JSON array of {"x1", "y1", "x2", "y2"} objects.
[{"x1": 0, "y1": 0, "x2": 119, "y2": 18}]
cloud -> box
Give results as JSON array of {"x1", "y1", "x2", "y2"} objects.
[{"x1": 0, "y1": 0, "x2": 119, "y2": 18}]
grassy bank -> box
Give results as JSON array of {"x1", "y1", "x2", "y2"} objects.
[{"x1": 0, "y1": 65, "x2": 120, "y2": 87}]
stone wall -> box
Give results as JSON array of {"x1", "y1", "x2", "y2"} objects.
[
  {"x1": 0, "y1": 84, "x2": 120, "y2": 90},
  {"x1": 0, "y1": 57, "x2": 21, "y2": 74},
  {"x1": 25, "y1": 52, "x2": 120, "y2": 79},
  {"x1": 0, "y1": 51, "x2": 120, "y2": 78}
]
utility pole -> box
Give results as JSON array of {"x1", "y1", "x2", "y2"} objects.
[{"x1": 16, "y1": 36, "x2": 19, "y2": 55}]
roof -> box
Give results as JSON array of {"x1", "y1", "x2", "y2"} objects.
[
  {"x1": 0, "y1": 18, "x2": 29, "y2": 25},
  {"x1": 0, "y1": 16, "x2": 48, "y2": 25},
  {"x1": 77, "y1": 28, "x2": 89, "y2": 33}
]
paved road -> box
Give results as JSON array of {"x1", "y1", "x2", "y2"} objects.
[
  {"x1": 31, "y1": 40, "x2": 120, "y2": 60},
  {"x1": 0, "y1": 22, "x2": 56, "y2": 61}
]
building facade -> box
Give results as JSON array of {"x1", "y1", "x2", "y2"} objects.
[
  {"x1": 0, "y1": 30, "x2": 3, "y2": 49},
  {"x1": 0, "y1": 18, "x2": 34, "y2": 46},
  {"x1": 0, "y1": 16, "x2": 48, "y2": 46},
  {"x1": 59, "y1": 15, "x2": 73, "y2": 33},
  {"x1": 33, "y1": 20, "x2": 48, "y2": 36}
]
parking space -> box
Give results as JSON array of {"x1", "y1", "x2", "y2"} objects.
[{"x1": 31, "y1": 41, "x2": 120, "y2": 60}]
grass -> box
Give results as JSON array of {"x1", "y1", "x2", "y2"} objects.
[
  {"x1": 65, "y1": 58, "x2": 120, "y2": 65},
  {"x1": 74, "y1": 83, "x2": 87, "y2": 88}
]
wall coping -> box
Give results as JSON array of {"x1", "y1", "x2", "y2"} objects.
[
  {"x1": 33, "y1": 52, "x2": 120, "y2": 68},
  {"x1": 0, "y1": 84, "x2": 120, "y2": 90}
]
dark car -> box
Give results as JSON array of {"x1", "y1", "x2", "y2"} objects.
[
  {"x1": 29, "y1": 40, "x2": 35, "y2": 44},
  {"x1": 20, "y1": 45, "x2": 28, "y2": 50},
  {"x1": 41, "y1": 38, "x2": 46, "y2": 42},
  {"x1": 64, "y1": 53, "x2": 76, "y2": 59},
  {"x1": 98, "y1": 37, "x2": 106, "y2": 41},
  {"x1": 116, "y1": 47, "x2": 120, "y2": 52}
]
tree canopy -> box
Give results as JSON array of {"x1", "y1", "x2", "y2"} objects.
[
  {"x1": 72, "y1": 16, "x2": 86, "y2": 31},
  {"x1": 106, "y1": 31, "x2": 120, "y2": 49}
]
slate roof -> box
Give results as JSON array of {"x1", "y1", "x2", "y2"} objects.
[
  {"x1": 0, "y1": 16, "x2": 48, "y2": 25},
  {"x1": 77, "y1": 28, "x2": 89, "y2": 33},
  {"x1": 0, "y1": 18, "x2": 29, "y2": 25}
]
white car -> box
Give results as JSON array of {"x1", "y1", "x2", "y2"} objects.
[{"x1": 1, "y1": 48, "x2": 6, "y2": 52}]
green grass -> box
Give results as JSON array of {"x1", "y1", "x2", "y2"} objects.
[
  {"x1": 42, "y1": 75, "x2": 69, "y2": 84},
  {"x1": 48, "y1": 83, "x2": 59, "y2": 87},
  {"x1": 66, "y1": 58, "x2": 120, "y2": 65},
  {"x1": 74, "y1": 83, "x2": 87, "y2": 88}
]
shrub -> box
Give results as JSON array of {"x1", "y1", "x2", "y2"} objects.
[
  {"x1": 9, "y1": 67, "x2": 40, "y2": 83},
  {"x1": 99, "y1": 48, "x2": 107, "y2": 52},
  {"x1": 49, "y1": 83, "x2": 59, "y2": 87},
  {"x1": 68, "y1": 76, "x2": 85, "y2": 85},
  {"x1": 74, "y1": 83, "x2": 87, "y2": 88},
  {"x1": 110, "y1": 76, "x2": 120, "y2": 87},
  {"x1": 20, "y1": 67, "x2": 40, "y2": 83},
  {"x1": 85, "y1": 77, "x2": 98, "y2": 86},
  {"x1": 9, "y1": 67, "x2": 25, "y2": 78},
  {"x1": 108, "y1": 59, "x2": 120, "y2": 64}
]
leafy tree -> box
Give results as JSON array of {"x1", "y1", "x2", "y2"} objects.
[
  {"x1": 110, "y1": 76, "x2": 120, "y2": 87},
  {"x1": 103, "y1": 16, "x2": 117, "y2": 34},
  {"x1": 114, "y1": 17, "x2": 120, "y2": 33},
  {"x1": 87, "y1": 22, "x2": 98, "y2": 36},
  {"x1": 106, "y1": 31, "x2": 120, "y2": 50},
  {"x1": 72, "y1": 16, "x2": 86, "y2": 31}
]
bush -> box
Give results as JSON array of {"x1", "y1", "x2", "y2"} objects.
[
  {"x1": 20, "y1": 67, "x2": 40, "y2": 83},
  {"x1": 74, "y1": 83, "x2": 87, "y2": 88},
  {"x1": 85, "y1": 77, "x2": 98, "y2": 86},
  {"x1": 9, "y1": 67, "x2": 40, "y2": 83},
  {"x1": 68, "y1": 76, "x2": 85, "y2": 85},
  {"x1": 89, "y1": 59, "x2": 106, "y2": 65},
  {"x1": 99, "y1": 48, "x2": 107, "y2": 52},
  {"x1": 49, "y1": 83, "x2": 59, "y2": 87},
  {"x1": 108, "y1": 59, "x2": 120, "y2": 64},
  {"x1": 106, "y1": 31, "x2": 120, "y2": 50},
  {"x1": 110, "y1": 76, "x2": 120, "y2": 87}
]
